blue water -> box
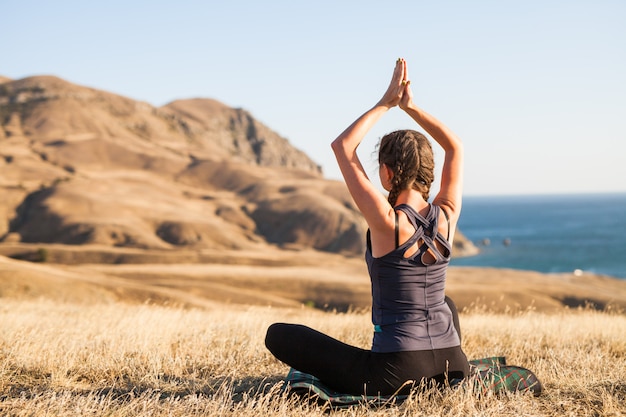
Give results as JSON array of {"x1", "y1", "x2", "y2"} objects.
[{"x1": 450, "y1": 193, "x2": 626, "y2": 279}]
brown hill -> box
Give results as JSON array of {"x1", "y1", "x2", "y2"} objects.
[{"x1": 0, "y1": 75, "x2": 477, "y2": 256}]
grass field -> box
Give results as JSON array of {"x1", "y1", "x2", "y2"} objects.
[{"x1": 1, "y1": 298, "x2": 625, "y2": 416}]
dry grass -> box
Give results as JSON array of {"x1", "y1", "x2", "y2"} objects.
[{"x1": 1, "y1": 299, "x2": 625, "y2": 416}]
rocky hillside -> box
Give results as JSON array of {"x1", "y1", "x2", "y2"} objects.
[{"x1": 0, "y1": 75, "x2": 477, "y2": 257}]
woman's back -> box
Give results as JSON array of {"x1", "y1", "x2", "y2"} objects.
[{"x1": 366, "y1": 204, "x2": 460, "y2": 353}]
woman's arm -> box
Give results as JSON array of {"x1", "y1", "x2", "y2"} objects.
[
  {"x1": 330, "y1": 59, "x2": 406, "y2": 232},
  {"x1": 399, "y1": 61, "x2": 464, "y2": 224}
]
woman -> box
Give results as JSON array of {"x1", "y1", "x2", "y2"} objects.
[{"x1": 265, "y1": 58, "x2": 468, "y2": 396}]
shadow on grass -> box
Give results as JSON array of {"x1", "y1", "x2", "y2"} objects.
[{"x1": 1, "y1": 373, "x2": 287, "y2": 404}]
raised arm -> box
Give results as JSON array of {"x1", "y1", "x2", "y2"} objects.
[
  {"x1": 399, "y1": 60, "x2": 464, "y2": 223},
  {"x1": 330, "y1": 59, "x2": 406, "y2": 231}
]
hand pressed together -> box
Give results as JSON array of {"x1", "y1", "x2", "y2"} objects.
[
  {"x1": 377, "y1": 58, "x2": 414, "y2": 110},
  {"x1": 398, "y1": 59, "x2": 414, "y2": 111}
]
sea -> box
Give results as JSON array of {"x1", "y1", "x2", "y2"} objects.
[{"x1": 449, "y1": 193, "x2": 626, "y2": 280}]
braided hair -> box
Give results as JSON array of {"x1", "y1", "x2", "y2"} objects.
[{"x1": 378, "y1": 130, "x2": 435, "y2": 207}]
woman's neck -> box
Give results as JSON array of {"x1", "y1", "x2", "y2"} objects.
[{"x1": 395, "y1": 189, "x2": 429, "y2": 211}]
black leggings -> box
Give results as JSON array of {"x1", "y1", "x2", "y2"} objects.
[{"x1": 265, "y1": 296, "x2": 469, "y2": 396}]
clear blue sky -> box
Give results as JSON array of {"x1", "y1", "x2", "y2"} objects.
[{"x1": 2, "y1": 0, "x2": 625, "y2": 196}]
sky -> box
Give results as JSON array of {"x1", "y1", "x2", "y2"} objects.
[{"x1": 2, "y1": 0, "x2": 625, "y2": 196}]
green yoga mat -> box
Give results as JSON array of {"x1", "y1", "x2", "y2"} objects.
[{"x1": 283, "y1": 356, "x2": 542, "y2": 409}]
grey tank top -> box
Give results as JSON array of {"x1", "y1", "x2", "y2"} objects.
[{"x1": 365, "y1": 204, "x2": 461, "y2": 353}]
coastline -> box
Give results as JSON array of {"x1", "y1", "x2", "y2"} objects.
[{"x1": 453, "y1": 192, "x2": 626, "y2": 279}]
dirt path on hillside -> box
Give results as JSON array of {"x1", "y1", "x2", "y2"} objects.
[{"x1": 2, "y1": 248, "x2": 626, "y2": 313}]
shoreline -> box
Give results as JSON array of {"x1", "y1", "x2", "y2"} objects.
[{"x1": 455, "y1": 192, "x2": 626, "y2": 280}]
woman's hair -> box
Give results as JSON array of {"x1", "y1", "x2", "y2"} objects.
[{"x1": 378, "y1": 130, "x2": 435, "y2": 206}]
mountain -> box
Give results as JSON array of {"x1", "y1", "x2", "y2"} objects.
[{"x1": 0, "y1": 75, "x2": 477, "y2": 257}]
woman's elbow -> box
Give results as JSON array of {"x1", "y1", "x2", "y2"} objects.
[
  {"x1": 330, "y1": 138, "x2": 342, "y2": 153},
  {"x1": 330, "y1": 138, "x2": 347, "y2": 157}
]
